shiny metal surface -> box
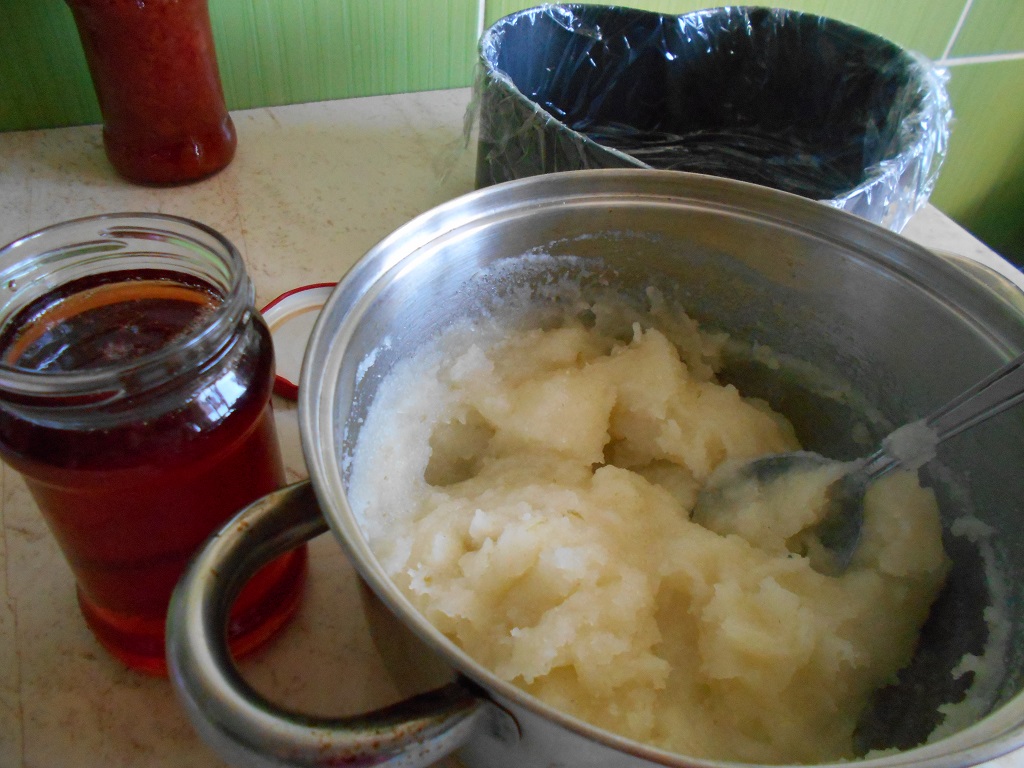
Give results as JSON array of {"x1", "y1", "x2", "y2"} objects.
[
  {"x1": 166, "y1": 482, "x2": 490, "y2": 768},
  {"x1": 171, "y1": 169, "x2": 1024, "y2": 768}
]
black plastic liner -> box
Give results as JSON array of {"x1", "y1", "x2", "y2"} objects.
[{"x1": 475, "y1": 4, "x2": 951, "y2": 231}]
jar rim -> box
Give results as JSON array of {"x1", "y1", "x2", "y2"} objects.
[{"x1": 0, "y1": 212, "x2": 252, "y2": 401}]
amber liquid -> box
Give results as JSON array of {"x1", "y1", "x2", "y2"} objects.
[{"x1": 0, "y1": 277, "x2": 306, "y2": 674}]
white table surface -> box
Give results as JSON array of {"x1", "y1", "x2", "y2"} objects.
[{"x1": 0, "y1": 87, "x2": 1021, "y2": 768}]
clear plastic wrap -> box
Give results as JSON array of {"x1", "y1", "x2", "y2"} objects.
[{"x1": 474, "y1": 4, "x2": 952, "y2": 232}]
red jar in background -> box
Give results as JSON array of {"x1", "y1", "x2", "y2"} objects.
[
  {"x1": 0, "y1": 214, "x2": 307, "y2": 674},
  {"x1": 66, "y1": 0, "x2": 237, "y2": 185}
]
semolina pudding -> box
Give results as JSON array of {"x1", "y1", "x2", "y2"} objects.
[{"x1": 348, "y1": 304, "x2": 950, "y2": 764}]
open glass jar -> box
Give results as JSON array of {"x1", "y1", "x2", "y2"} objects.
[{"x1": 0, "y1": 214, "x2": 307, "y2": 674}]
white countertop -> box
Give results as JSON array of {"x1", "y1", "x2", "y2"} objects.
[{"x1": 0, "y1": 87, "x2": 1021, "y2": 768}]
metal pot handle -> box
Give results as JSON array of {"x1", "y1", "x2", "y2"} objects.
[
  {"x1": 166, "y1": 480, "x2": 490, "y2": 768},
  {"x1": 938, "y1": 249, "x2": 1024, "y2": 307}
]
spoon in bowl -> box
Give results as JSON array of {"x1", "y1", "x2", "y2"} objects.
[{"x1": 693, "y1": 349, "x2": 1024, "y2": 573}]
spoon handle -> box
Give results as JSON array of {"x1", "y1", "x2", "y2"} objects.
[
  {"x1": 926, "y1": 350, "x2": 1024, "y2": 441},
  {"x1": 861, "y1": 350, "x2": 1024, "y2": 482}
]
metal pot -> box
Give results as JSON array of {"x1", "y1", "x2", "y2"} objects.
[{"x1": 166, "y1": 170, "x2": 1024, "y2": 768}]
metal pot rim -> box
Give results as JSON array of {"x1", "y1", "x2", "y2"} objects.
[{"x1": 297, "y1": 169, "x2": 1024, "y2": 767}]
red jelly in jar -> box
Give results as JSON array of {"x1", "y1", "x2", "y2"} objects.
[
  {"x1": 66, "y1": 0, "x2": 237, "y2": 184},
  {"x1": 0, "y1": 214, "x2": 306, "y2": 674}
]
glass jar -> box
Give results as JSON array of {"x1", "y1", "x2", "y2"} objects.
[
  {"x1": 0, "y1": 214, "x2": 307, "y2": 674},
  {"x1": 66, "y1": 0, "x2": 237, "y2": 185}
]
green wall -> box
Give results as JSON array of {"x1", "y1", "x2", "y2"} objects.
[{"x1": 2, "y1": 1, "x2": 1022, "y2": 262}]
